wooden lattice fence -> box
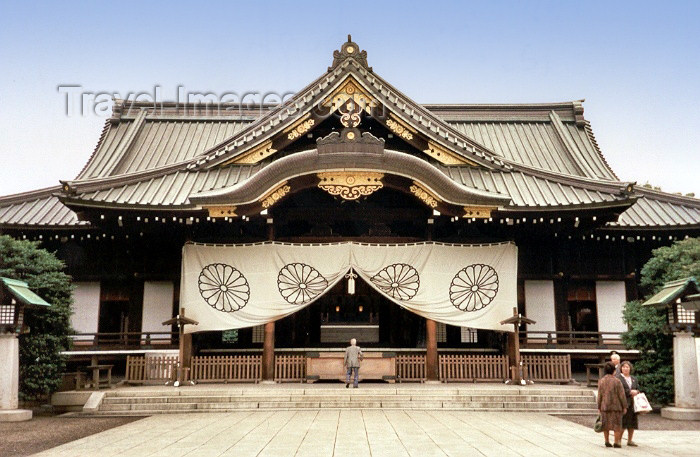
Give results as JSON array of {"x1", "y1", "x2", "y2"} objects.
[
  {"x1": 125, "y1": 355, "x2": 179, "y2": 384},
  {"x1": 190, "y1": 355, "x2": 262, "y2": 383},
  {"x1": 396, "y1": 354, "x2": 426, "y2": 382},
  {"x1": 522, "y1": 354, "x2": 572, "y2": 383},
  {"x1": 274, "y1": 354, "x2": 305, "y2": 382},
  {"x1": 440, "y1": 354, "x2": 510, "y2": 382},
  {"x1": 123, "y1": 352, "x2": 572, "y2": 385}
]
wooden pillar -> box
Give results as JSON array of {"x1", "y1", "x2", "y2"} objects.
[
  {"x1": 425, "y1": 318, "x2": 439, "y2": 381},
  {"x1": 262, "y1": 322, "x2": 275, "y2": 382},
  {"x1": 261, "y1": 216, "x2": 276, "y2": 382},
  {"x1": 511, "y1": 323, "x2": 522, "y2": 383},
  {"x1": 177, "y1": 308, "x2": 187, "y2": 384},
  {"x1": 182, "y1": 333, "x2": 192, "y2": 369},
  {"x1": 424, "y1": 217, "x2": 438, "y2": 381},
  {"x1": 506, "y1": 330, "x2": 516, "y2": 368},
  {"x1": 267, "y1": 216, "x2": 275, "y2": 241}
]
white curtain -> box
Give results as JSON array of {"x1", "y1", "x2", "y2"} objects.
[{"x1": 180, "y1": 241, "x2": 517, "y2": 333}]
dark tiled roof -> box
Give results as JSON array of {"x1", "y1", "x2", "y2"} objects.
[
  {"x1": 0, "y1": 187, "x2": 86, "y2": 227},
  {"x1": 610, "y1": 189, "x2": 700, "y2": 228}
]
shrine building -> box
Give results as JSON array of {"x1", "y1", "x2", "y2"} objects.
[{"x1": 1, "y1": 37, "x2": 699, "y2": 382}]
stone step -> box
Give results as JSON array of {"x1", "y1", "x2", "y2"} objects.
[
  {"x1": 99, "y1": 400, "x2": 595, "y2": 412},
  {"x1": 94, "y1": 406, "x2": 598, "y2": 417},
  {"x1": 95, "y1": 386, "x2": 596, "y2": 415},
  {"x1": 101, "y1": 394, "x2": 592, "y2": 405},
  {"x1": 106, "y1": 388, "x2": 591, "y2": 398}
]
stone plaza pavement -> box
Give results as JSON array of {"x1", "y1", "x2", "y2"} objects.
[{"x1": 32, "y1": 410, "x2": 699, "y2": 457}]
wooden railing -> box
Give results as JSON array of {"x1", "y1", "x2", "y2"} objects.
[
  {"x1": 520, "y1": 330, "x2": 624, "y2": 349},
  {"x1": 522, "y1": 354, "x2": 572, "y2": 383},
  {"x1": 440, "y1": 354, "x2": 510, "y2": 382},
  {"x1": 125, "y1": 355, "x2": 179, "y2": 384},
  {"x1": 396, "y1": 354, "x2": 426, "y2": 382},
  {"x1": 274, "y1": 354, "x2": 305, "y2": 382},
  {"x1": 122, "y1": 352, "x2": 572, "y2": 385},
  {"x1": 71, "y1": 332, "x2": 178, "y2": 349},
  {"x1": 190, "y1": 355, "x2": 262, "y2": 383}
]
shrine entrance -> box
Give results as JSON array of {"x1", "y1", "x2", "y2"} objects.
[{"x1": 274, "y1": 275, "x2": 424, "y2": 348}]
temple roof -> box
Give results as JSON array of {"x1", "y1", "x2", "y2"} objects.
[
  {"x1": 0, "y1": 37, "x2": 698, "y2": 230},
  {"x1": 73, "y1": 99, "x2": 616, "y2": 182},
  {"x1": 0, "y1": 187, "x2": 85, "y2": 228},
  {"x1": 56, "y1": 153, "x2": 622, "y2": 210}
]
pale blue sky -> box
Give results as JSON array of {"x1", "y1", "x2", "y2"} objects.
[{"x1": 1, "y1": 0, "x2": 698, "y2": 196}]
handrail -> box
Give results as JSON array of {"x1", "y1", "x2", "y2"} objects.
[
  {"x1": 70, "y1": 331, "x2": 178, "y2": 349},
  {"x1": 519, "y1": 330, "x2": 625, "y2": 349}
]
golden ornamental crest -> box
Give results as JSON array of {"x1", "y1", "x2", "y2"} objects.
[{"x1": 317, "y1": 171, "x2": 384, "y2": 200}]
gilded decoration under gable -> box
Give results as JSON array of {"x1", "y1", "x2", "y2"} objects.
[
  {"x1": 386, "y1": 114, "x2": 415, "y2": 141},
  {"x1": 205, "y1": 205, "x2": 238, "y2": 218},
  {"x1": 317, "y1": 171, "x2": 384, "y2": 200},
  {"x1": 226, "y1": 140, "x2": 277, "y2": 165},
  {"x1": 409, "y1": 183, "x2": 440, "y2": 208},
  {"x1": 424, "y1": 140, "x2": 475, "y2": 166},
  {"x1": 463, "y1": 205, "x2": 496, "y2": 219},
  {"x1": 286, "y1": 114, "x2": 315, "y2": 141},
  {"x1": 260, "y1": 182, "x2": 291, "y2": 208},
  {"x1": 323, "y1": 78, "x2": 377, "y2": 114}
]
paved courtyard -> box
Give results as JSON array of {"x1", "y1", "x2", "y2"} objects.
[{"x1": 32, "y1": 410, "x2": 699, "y2": 457}]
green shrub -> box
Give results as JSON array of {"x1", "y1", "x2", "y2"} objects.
[
  {"x1": 640, "y1": 238, "x2": 700, "y2": 294},
  {"x1": 622, "y1": 300, "x2": 673, "y2": 405},
  {"x1": 0, "y1": 235, "x2": 73, "y2": 401},
  {"x1": 622, "y1": 237, "x2": 700, "y2": 406}
]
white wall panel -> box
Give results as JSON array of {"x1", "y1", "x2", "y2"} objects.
[
  {"x1": 71, "y1": 282, "x2": 100, "y2": 338},
  {"x1": 142, "y1": 281, "x2": 175, "y2": 335},
  {"x1": 524, "y1": 280, "x2": 556, "y2": 333},
  {"x1": 596, "y1": 281, "x2": 628, "y2": 333}
]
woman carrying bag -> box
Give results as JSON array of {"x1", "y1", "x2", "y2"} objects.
[
  {"x1": 597, "y1": 362, "x2": 627, "y2": 448},
  {"x1": 618, "y1": 361, "x2": 641, "y2": 447}
]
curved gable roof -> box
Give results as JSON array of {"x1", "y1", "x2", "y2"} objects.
[{"x1": 2, "y1": 38, "x2": 697, "y2": 231}]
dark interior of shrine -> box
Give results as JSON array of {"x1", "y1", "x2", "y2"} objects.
[{"x1": 192, "y1": 274, "x2": 506, "y2": 353}]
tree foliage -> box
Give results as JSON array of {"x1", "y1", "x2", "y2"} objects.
[
  {"x1": 622, "y1": 300, "x2": 673, "y2": 405},
  {"x1": 640, "y1": 237, "x2": 700, "y2": 294},
  {"x1": 622, "y1": 237, "x2": 700, "y2": 406},
  {"x1": 0, "y1": 235, "x2": 73, "y2": 400}
]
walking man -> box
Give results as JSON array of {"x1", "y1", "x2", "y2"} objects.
[{"x1": 344, "y1": 338, "x2": 363, "y2": 388}]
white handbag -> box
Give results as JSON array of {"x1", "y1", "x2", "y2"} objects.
[{"x1": 633, "y1": 392, "x2": 653, "y2": 413}]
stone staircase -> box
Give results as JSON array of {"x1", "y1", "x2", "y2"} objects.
[{"x1": 92, "y1": 385, "x2": 597, "y2": 416}]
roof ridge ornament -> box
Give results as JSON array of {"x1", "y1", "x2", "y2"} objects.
[
  {"x1": 329, "y1": 35, "x2": 372, "y2": 72},
  {"x1": 316, "y1": 128, "x2": 385, "y2": 155}
]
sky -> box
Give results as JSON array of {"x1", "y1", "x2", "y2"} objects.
[{"x1": 0, "y1": 0, "x2": 698, "y2": 197}]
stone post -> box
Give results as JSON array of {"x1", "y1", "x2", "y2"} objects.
[
  {"x1": 0, "y1": 333, "x2": 32, "y2": 421},
  {"x1": 662, "y1": 332, "x2": 700, "y2": 420}
]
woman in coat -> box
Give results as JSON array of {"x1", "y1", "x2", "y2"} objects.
[
  {"x1": 597, "y1": 361, "x2": 627, "y2": 448},
  {"x1": 617, "y1": 361, "x2": 640, "y2": 446}
]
